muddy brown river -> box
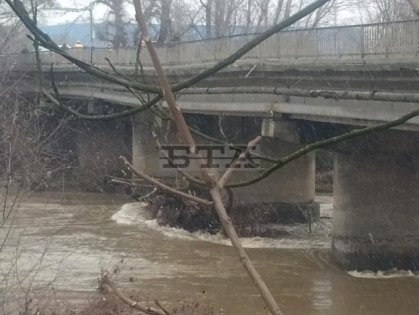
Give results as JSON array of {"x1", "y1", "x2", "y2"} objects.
[{"x1": 1, "y1": 192, "x2": 418, "y2": 315}]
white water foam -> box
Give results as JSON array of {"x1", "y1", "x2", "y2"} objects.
[
  {"x1": 148, "y1": 221, "x2": 330, "y2": 249},
  {"x1": 111, "y1": 202, "x2": 331, "y2": 250},
  {"x1": 348, "y1": 269, "x2": 419, "y2": 279},
  {"x1": 111, "y1": 202, "x2": 152, "y2": 225}
]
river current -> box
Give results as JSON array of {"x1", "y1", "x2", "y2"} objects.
[{"x1": 0, "y1": 192, "x2": 418, "y2": 315}]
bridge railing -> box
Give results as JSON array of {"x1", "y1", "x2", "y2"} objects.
[{"x1": 2, "y1": 19, "x2": 419, "y2": 70}]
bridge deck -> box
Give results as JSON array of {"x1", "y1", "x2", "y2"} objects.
[
  {"x1": 4, "y1": 19, "x2": 419, "y2": 130},
  {"x1": 2, "y1": 19, "x2": 419, "y2": 70}
]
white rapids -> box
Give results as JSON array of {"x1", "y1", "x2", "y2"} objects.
[{"x1": 111, "y1": 201, "x2": 332, "y2": 250}]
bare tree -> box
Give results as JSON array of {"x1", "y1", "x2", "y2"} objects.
[
  {"x1": 192, "y1": 0, "x2": 339, "y2": 38},
  {"x1": 0, "y1": 0, "x2": 56, "y2": 52},
  {"x1": 95, "y1": 0, "x2": 130, "y2": 48},
  {"x1": 355, "y1": 0, "x2": 415, "y2": 23},
  {"x1": 156, "y1": 0, "x2": 173, "y2": 43},
  {"x1": 255, "y1": 0, "x2": 271, "y2": 31},
  {"x1": 201, "y1": 0, "x2": 213, "y2": 37}
]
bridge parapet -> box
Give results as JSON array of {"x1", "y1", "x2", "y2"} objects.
[{"x1": 2, "y1": 19, "x2": 419, "y2": 71}]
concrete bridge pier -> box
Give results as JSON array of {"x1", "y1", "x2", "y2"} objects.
[
  {"x1": 332, "y1": 131, "x2": 419, "y2": 270},
  {"x1": 132, "y1": 114, "x2": 319, "y2": 224},
  {"x1": 75, "y1": 119, "x2": 131, "y2": 190},
  {"x1": 132, "y1": 112, "x2": 161, "y2": 176},
  {"x1": 230, "y1": 119, "x2": 319, "y2": 224}
]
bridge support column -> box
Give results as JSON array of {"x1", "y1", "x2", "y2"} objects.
[
  {"x1": 75, "y1": 120, "x2": 131, "y2": 190},
  {"x1": 332, "y1": 131, "x2": 419, "y2": 270},
  {"x1": 132, "y1": 112, "x2": 160, "y2": 176},
  {"x1": 230, "y1": 119, "x2": 319, "y2": 224}
]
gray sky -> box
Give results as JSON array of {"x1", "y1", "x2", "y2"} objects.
[
  {"x1": 40, "y1": 0, "x2": 361, "y2": 27},
  {"x1": 40, "y1": 0, "x2": 120, "y2": 25}
]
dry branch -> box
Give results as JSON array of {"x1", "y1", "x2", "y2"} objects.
[
  {"x1": 218, "y1": 136, "x2": 262, "y2": 188},
  {"x1": 134, "y1": 0, "x2": 214, "y2": 186},
  {"x1": 209, "y1": 186, "x2": 284, "y2": 315},
  {"x1": 134, "y1": 5, "x2": 196, "y2": 152},
  {"x1": 100, "y1": 272, "x2": 168, "y2": 315},
  {"x1": 43, "y1": 88, "x2": 161, "y2": 121},
  {"x1": 120, "y1": 156, "x2": 213, "y2": 207},
  {"x1": 133, "y1": 1, "x2": 283, "y2": 314},
  {"x1": 6, "y1": 0, "x2": 159, "y2": 93}
]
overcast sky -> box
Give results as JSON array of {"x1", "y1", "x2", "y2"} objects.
[
  {"x1": 39, "y1": 0, "x2": 360, "y2": 27},
  {"x1": 39, "y1": 0, "x2": 122, "y2": 26}
]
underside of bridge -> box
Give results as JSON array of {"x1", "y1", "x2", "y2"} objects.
[{"x1": 59, "y1": 100, "x2": 419, "y2": 271}]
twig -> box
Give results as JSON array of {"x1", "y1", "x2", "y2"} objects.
[
  {"x1": 109, "y1": 178, "x2": 137, "y2": 186},
  {"x1": 106, "y1": 57, "x2": 152, "y2": 106},
  {"x1": 137, "y1": 187, "x2": 158, "y2": 201}
]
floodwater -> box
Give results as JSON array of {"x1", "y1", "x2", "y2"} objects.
[{"x1": 1, "y1": 192, "x2": 418, "y2": 315}]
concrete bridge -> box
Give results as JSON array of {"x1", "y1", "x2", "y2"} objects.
[{"x1": 5, "y1": 19, "x2": 419, "y2": 271}]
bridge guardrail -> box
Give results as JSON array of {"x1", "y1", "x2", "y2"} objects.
[{"x1": 2, "y1": 19, "x2": 419, "y2": 70}]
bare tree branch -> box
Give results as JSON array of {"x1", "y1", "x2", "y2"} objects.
[
  {"x1": 43, "y1": 89, "x2": 160, "y2": 121},
  {"x1": 6, "y1": 0, "x2": 332, "y2": 117},
  {"x1": 209, "y1": 185, "x2": 283, "y2": 315},
  {"x1": 100, "y1": 272, "x2": 168, "y2": 315},
  {"x1": 218, "y1": 135, "x2": 262, "y2": 188},
  {"x1": 226, "y1": 107, "x2": 419, "y2": 188},
  {"x1": 120, "y1": 156, "x2": 213, "y2": 207},
  {"x1": 134, "y1": 0, "x2": 214, "y2": 185},
  {"x1": 133, "y1": 1, "x2": 284, "y2": 314},
  {"x1": 8, "y1": 0, "x2": 159, "y2": 93}
]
